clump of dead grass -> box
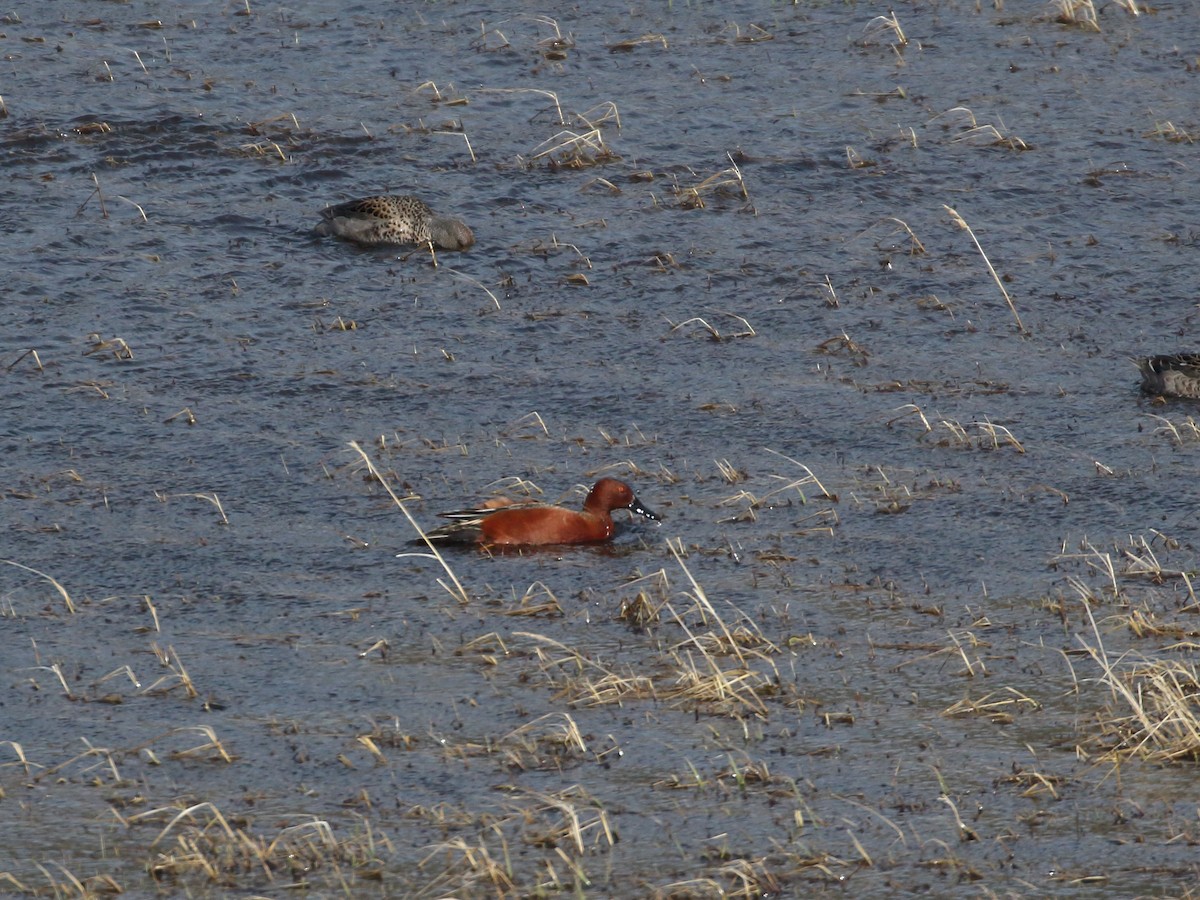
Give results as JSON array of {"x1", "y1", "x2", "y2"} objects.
[
  {"x1": 716, "y1": 449, "x2": 839, "y2": 530},
  {"x1": 665, "y1": 311, "x2": 756, "y2": 342},
  {"x1": 417, "y1": 785, "x2": 613, "y2": 895},
  {"x1": 1144, "y1": 121, "x2": 1195, "y2": 144},
  {"x1": 2, "y1": 559, "x2": 76, "y2": 614},
  {"x1": 1145, "y1": 413, "x2": 1200, "y2": 446},
  {"x1": 929, "y1": 106, "x2": 1030, "y2": 152},
  {"x1": 134, "y1": 803, "x2": 388, "y2": 890},
  {"x1": 671, "y1": 155, "x2": 750, "y2": 209},
  {"x1": 1073, "y1": 605, "x2": 1200, "y2": 763}
]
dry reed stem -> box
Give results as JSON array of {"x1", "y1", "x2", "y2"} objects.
[
  {"x1": 575, "y1": 101, "x2": 621, "y2": 130},
  {"x1": 763, "y1": 447, "x2": 836, "y2": 500},
  {"x1": 942, "y1": 688, "x2": 1041, "y2": 723},
  {"x1": 608, "y1": 33, "x2": 667, "y2": 52},
  {"x1": 1146, "y1": 413, "x2": 1200, "y2": 445},
  {"x1": 1053, "y1": 539, "x2": 1122, "y2": 597},
  {"x1": 84, "y1": 333, "x2": 134, "y2": 360},
  {"x1": 172, "y1": 491, "x2": 229, "y2": 524},
  {"x1": 125, "y1": 726, "x2": 233, "y2": 764},
  {"x1": 0, "y1": 874, "x2": 30, "y2": 893},
  {"x1": 856, "y1": 216, "x2": 927, "y2": 255},
  {"x1": 506, "y1": 785, "x2": 616, "y2": 853},
  {"x1": 163, "y1": 407, "x2": 196, "y2": 425},
  {"x1": 657, "y1": 546, "x2": 775, "y2": 717},
  {"x1": 674, "y1": 153, "x2": 749, "y2": 209},
  {"x1": 141, "y1": 644, "x2": 198, "y2": 698},
  {"x1": 0, "y1": 740, "x2": 34, "y2": 777},
  {"x1": 350, "y1": 442, "x2": 467, "y2": 603},
  {"x1": 1, "y1": 559, "x2": 76, "y2": 614},
  {"x1": 886, "y1": 403, "x2": 933, "y2": 433},
  {"x1": 30, "y1": 742, "x2": 120, "y2": 784},
  {"x1": 516, "y1": 631, "x2": 656, "y2": 705},
  {"x1": 667, "y1": 542, "x2": 751, "y2": 666},
  {"x1": 1144, "y1": 121, "x2": 1193, "y2": 143},
  {"x1": 441, "y1": 266, "x2": 501, "y2": 309},
  {"x1": 502, "y1": 712, "x2": 588, "y2": 756},
  {"x1": 1119, "y1": 535, "x2": 1196, "y2": 602},
  {"x1": 998, "y1": 766, "x2": 1062, "y2": 799},
  {"x1": 524, "y1": 128, "x2": 612, "y2": 167},
  {"x1": 862, "y1": 11, "x2": 907, "y2": 47},
  {"x1": 143, "y1": 807, "x2": 387, "y2": 887},
  {"x1": 477, "y1": 87, "x2": 565, "y2": 125},
  {"x1": 6, "y1": 348, "x2": 43, "y2": 371},
  {"x1": 666, "y1": 311, "x2": 756, "y2": 341},
  {"x1": 502, "y1": 580, "x2": 563, "y2": 616},
  {"x1": 419, "y1": 836, "x2": 517, "y2": 894},
  {"x1": 943, "y1": 205, "x2": 1025, "y2": 334},
  {"x1": 1052, "y1": 0, "x2": 1100, "y2": 30},
  {"x1": 32, "y1": 862, "x2": 87, "y2": 896},
  {"x1": 434, "y1": 129, "x2": 476, "y2": 162}
]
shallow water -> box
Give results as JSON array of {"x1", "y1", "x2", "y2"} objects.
[{"x1": 5, "y1": 1, "x2": 1200, "y2": 895}]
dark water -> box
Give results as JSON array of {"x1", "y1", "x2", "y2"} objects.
[{"x1": 4, "y1": 1, "x2": 1200, "y2": 895}]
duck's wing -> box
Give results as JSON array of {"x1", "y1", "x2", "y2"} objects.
[{"x1": 436, "y1": 498, "x2": 545, "y2": 520}]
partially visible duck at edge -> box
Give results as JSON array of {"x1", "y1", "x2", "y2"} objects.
[
  {"x1": 314, "y1": 194, "x2": 474, "y2": 250},
  {"x1": 1137, "y1": 354, "x2": 1200, "y2": 399},
  {"x1": 421, "y1": 477, "x2": 660, "y2": 546}
]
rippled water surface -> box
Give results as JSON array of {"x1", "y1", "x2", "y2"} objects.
[{"x1": 5, "y1": 1, "x2": 1200, "y2": 895}]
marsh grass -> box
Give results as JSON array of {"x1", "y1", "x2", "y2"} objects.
[
  {"x1": 523, "y1": 127, "x2": 616, "y2": 168},
  {"x1": 1144, "y1": 121, "x2": 1195, "y2": 144},
  {"x1": 1053, "y1": 534, "x2": 1194, "y2": 611},
  {"x1": 847, "y1": 463, "x2": 962, "y2": 515},
  {"x1": 477, "y1": 86, "x2": 565, "y2": 125},
  {"x1": 666, "y1": 311, "x2": 756, "y2": 342},
  {"x1": 141, "y1": 644, "x2": 199, "y2": 699},
  {"x1": 6, "y1": 347, "x2": 43, "y2": 372},
  {"x1": 943, "y1": 205, "x2": 1026, "y2": 334},
  {"x1": 608, "y1": 33, "x2": 667, "y2": 52},
  {"x1": 816, "y1": 331, "x2": 870, "y2": 365},
  {"x1": 417, "y1": 837, "x2": 516, "y2": 897},
  {"x1": 856, "y1": 216, "x2": 927, "y2": 255},
  {"x1": 429, "y1": 710, "x2": 601, "y2": 772},
  {"x1": 1, "y1": 865, "x2": 122, "y2": 898},
  {"x1": 501, "y1": 580, "x2": 564, "y2": 617},
  {"x1": 2, "y1": 559, "x2": 76, "y2": 614},
  {"x1": 714, "y1": 450, "x2": 838, "y2": 529},
  {"x1": 517, "y1": 630, "x2": 657, "y2": 706},
  {"x1": 930, "y1": 106, "x2": 1029, "y2": 151},
  {"x1": 1050, "y1": 0, "x2": 1100, "y2": 30},
  {"x1": 512, "y1": 547, "x2": 782, "y2": 719},
  {"x1": 161, "y1": 491, "x2": 229, "y2": 524},
  {"x1": 139, "y1": 804, "x2": 388, "y2": 890},
  {"x1": 413, "y1": 784, "x2": 613, "y2": 895},
  {"x1": 942, "y1": 687, "x2": 1041, "y2": 724},
  {"x1": 352, "y1": 442, "x2": 469, "y2": 604},
  {"x1": 442, "y1": 265, "x2": 502, "y2": 310},
  {"x1": 1075, "y1": 604, "x2": 1200, "y2": 762},
  {"x1": 84, "y1": 333, "x2": 134, "y2": 360},
  {"x1": 716, "y1": 22, "x2": 775, "y2": 43},
  {"x1": 470, "y1": 14, "x2": 574, "y2": 57},
  {"x1": 845, "y1": 145, "x2": 875, "y2": 169},
  {"x1": 672, "y1": 155, "x2": 750, "y2": 209},
  {"x1": 916, "y1": 415, "x2": 1022, "y2": 451},
  {"x1": 1146, "y1": 412, "x2": 1200, "y2": 445},
  {"x1": 1119, "y1": 534, "x2": 1196, "y2": 602}
]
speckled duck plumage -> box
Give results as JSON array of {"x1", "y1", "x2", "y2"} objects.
[
  {"x1": 314, "y1": 195, "x2": 474, "y2": 250},
  {"x1": 1137, "y1": 354, "x2": 1200, "y2": 399}
]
